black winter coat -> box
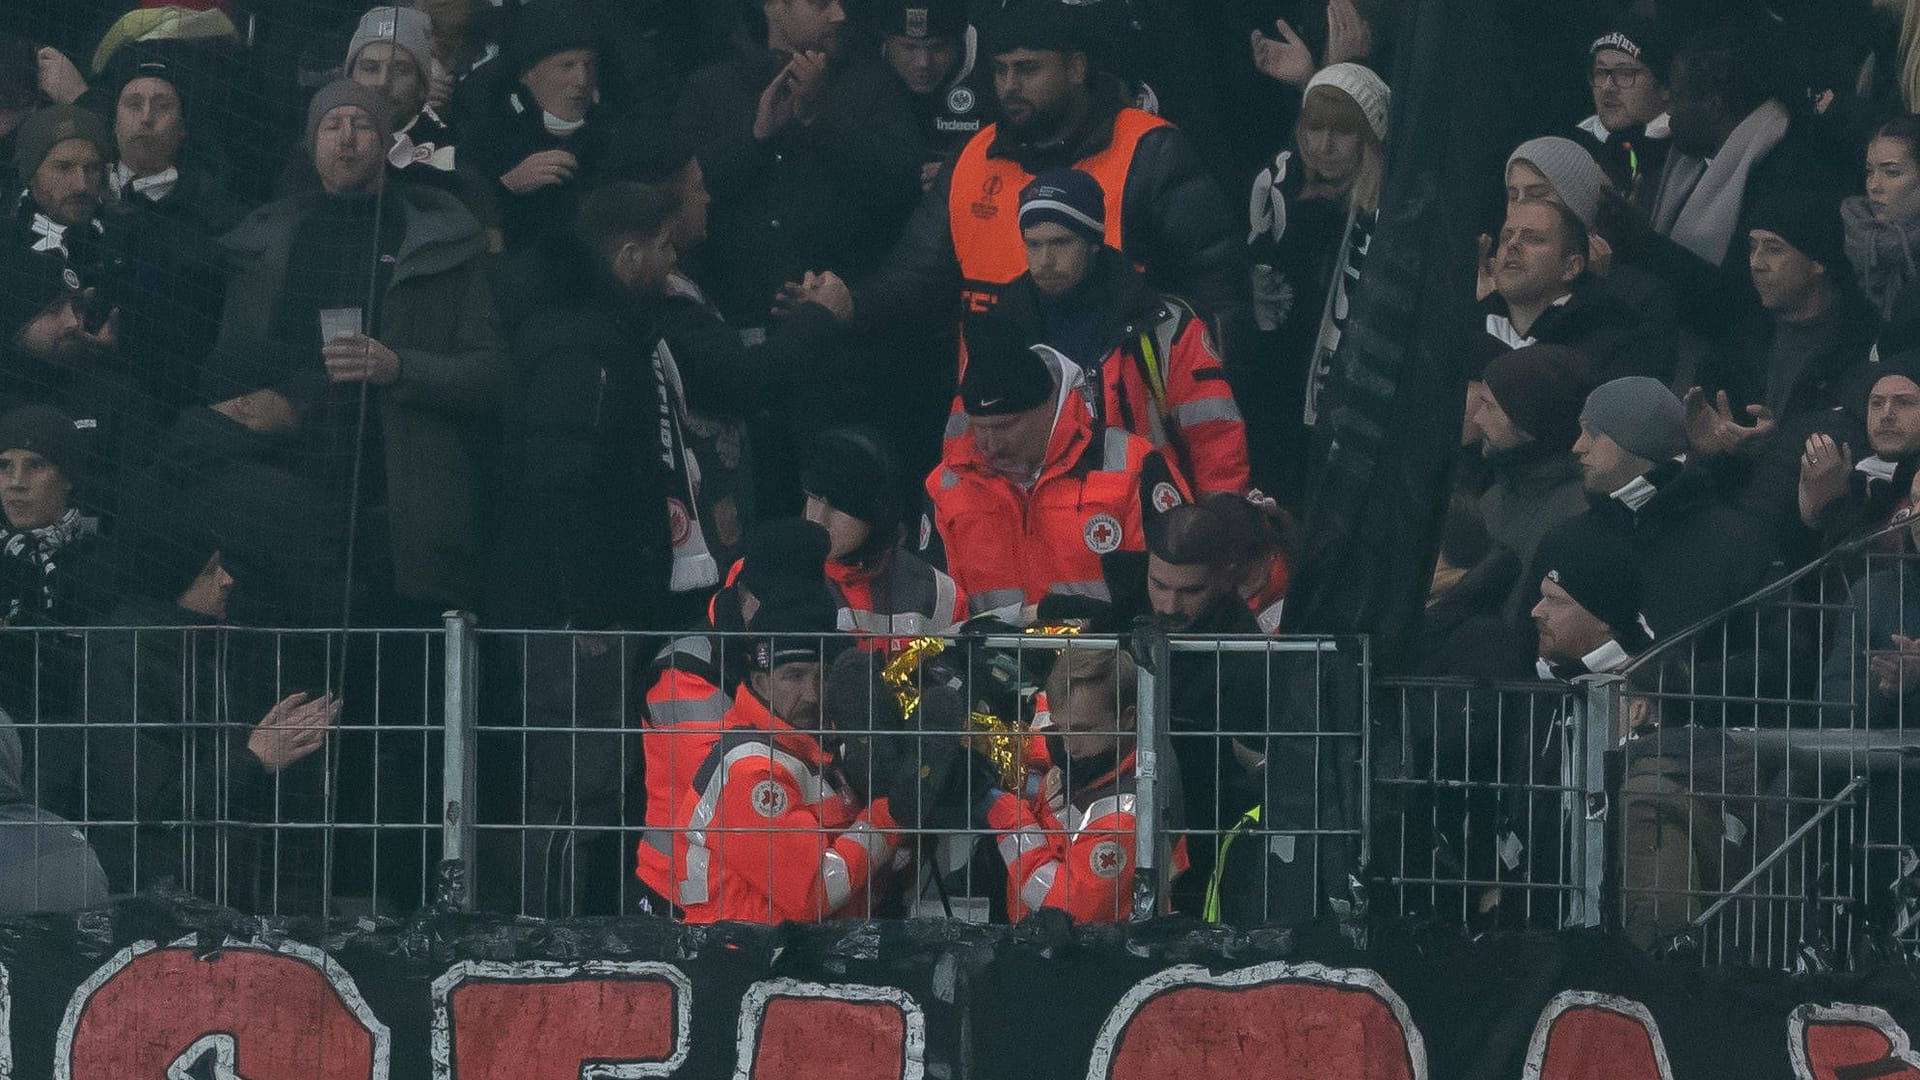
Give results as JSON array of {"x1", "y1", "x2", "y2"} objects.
[
  {"x1": 489, "y1": 234, "x2": 674, "y2": 631},
  {"x1": 1543, "y1": 463, "x2": 1782, "y2": 641},
  {"x1": 675, "y1": 50, "x2": 922, "y2": 326},
  {"x1": 1480, "y1": 273, "x2": 1671, "y2": 381}
]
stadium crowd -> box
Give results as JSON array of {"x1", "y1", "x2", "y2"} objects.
[{"x1": 0, "y1": 0, "x2": 1918, "y2": 937}]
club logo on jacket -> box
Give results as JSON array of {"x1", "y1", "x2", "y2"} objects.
[
  {"x1": 1090, "y1": 838, "x2": 1127, "y2": 878},
  {"x1": 948, "y1": 86, "x2": 975, "y2": 114},
  {"x1": 1084, "y1": 513, "x2": 1122, "y2": 554},
  {"x1": 667, "y1": 498, "x2": 692, "y2": 546}
]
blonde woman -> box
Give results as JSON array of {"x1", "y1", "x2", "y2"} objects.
[{"x1": 1244, "y1": 62, "x2": 1388, "y2": 499}]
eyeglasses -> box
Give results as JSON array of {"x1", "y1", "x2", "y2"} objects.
[{"x1": 1590, "y1": 65, "x2": 1647, "y2": 89}]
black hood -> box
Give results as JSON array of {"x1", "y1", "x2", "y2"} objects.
[{"x1": 494, "y1": 230, "x2": 634, "y2": 343}]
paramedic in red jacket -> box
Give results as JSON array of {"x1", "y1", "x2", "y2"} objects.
[
  {"x1": 664, "y1": 577, "x2": 936, "y2": 923},
  {"x1": 925, "y1": 336, "x2": 1175, "y2": 624},
  {"x1": 983, "y1": 167, "x2": 1249, "y2": 494},
  {"x1": 976, "y1": 644, "x2": 1183, "y2": 921}
]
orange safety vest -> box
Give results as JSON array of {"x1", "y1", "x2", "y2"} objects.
[{"x1": 947, "y1": 108, "x2": 1171, "y2": 313}]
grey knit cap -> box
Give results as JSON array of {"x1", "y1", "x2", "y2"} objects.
[
  {"x1": 1579, "y1": 376, "x2": 1687, "y2": 463},
  {"x1": 346, "y1": 6, "x2": 433, "y2": 74},
  {"x1": 305, "y1": 78, "x2": 394, "y2": 156},
  {"x1": 1508, "y1": 136, "x2": 1604, "y2": 232}
]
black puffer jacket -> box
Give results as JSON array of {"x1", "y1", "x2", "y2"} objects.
[
  {"x1": 855, "y1": 81, "x2": 1244, "y2": 332},
  {"x1": 488, "y1": 233, "x2": 673, "y2": 631},
  {"x1": 1539, "y1": 462, "x2": 1782, "y2": 640}
]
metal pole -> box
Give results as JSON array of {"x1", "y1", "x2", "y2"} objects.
[
  {"x1": 439, "y1": 610, "x2": 479, "y2": 911},
  {"x1": 1129, "y1": 617, "x2": 1171, "y2": 922},
  {"x1": 1569, "y1": 672, "x2": 1622, "y2": 929}
]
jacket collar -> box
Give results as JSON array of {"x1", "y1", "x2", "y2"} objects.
[
  {"x1": 220, "y1": 183, "x2": 486, "y2": 287},
  {"x1": 727, "y1": 685, "x2": 831, "y2": 768}
]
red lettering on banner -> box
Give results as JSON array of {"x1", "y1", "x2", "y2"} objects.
[
  {"x1": 1522, "y1": 991, "x2": 1673, "y2": 1080},
  {"x1": 53, "y1": 936, "x2": 388, "y2": 1080},
  {"x1": 1789, "y1": 1003, "x2": 1920, "y2": 1080},
  {"x1": 736, "y1": 979, "x2": 924, "y2": 1080},
  {"x1": 1085, "y1": 961, "x2": 1427, "y2": 1080},
  {"x1": 432, "y1": 960, "x2": 690, "y2": 1079}
]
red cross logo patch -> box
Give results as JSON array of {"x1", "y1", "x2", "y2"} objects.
[
  {"x1": 1089, "y1": 838, "x2": 1128, "y2": 879},
  {"x1": 750, "y1": 779, "x2": 790, "y2": 819},
  {"x1": 1083, "y1": 513, "x2": 1122, "y2": 554},
  {"x1": 1150, "y1": 482, "x2": 1181, "y2": 513}
]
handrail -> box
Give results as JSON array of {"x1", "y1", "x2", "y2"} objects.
[
  {"x1": 1622, "y1": 518, "x2": 1909, "y2": 676},
  {"x1": 1688, "y1": 777, "x2": 1865, "y2": 929}
]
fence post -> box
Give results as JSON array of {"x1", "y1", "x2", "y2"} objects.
[
  {"x1": 439, "y1": 610, "x2": 478, "y2": 911},
  {"x1": 1568, "y1": 672, "x2": 1622, "y2": 929},
  {"x1": 1129, "y1": 617, "x2": 1172, "y2": 922}
]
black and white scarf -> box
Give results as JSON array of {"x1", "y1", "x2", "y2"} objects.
[{"x1": 1, "y1": 507, "x2": 85, "y2": 622}]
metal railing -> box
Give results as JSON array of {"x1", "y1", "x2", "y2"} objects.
[
  {"x1": 1606, "y1": 524, "x2": 1920, "y2": 969},
  {"x1": 2, "y1": 570, "x2": 1913, "y2": 971}
]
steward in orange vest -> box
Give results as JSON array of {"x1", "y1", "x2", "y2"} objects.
[
  {"x1": 924, "y1": 337, "x2": 1183, "y2": 623},
  {"x1": 848, "y1": 3, "x2": 1241, "y2": 332}
]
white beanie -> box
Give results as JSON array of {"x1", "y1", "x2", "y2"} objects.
[
  {"x1": 1507, "y1": 136, "x2": 1604, "y2": 232},
  {"x1": 346, "y1": 6, "x2": 433, "y2": 74},
  {"x1": 1305, "y1": 62, "x2": 1389, "y2": 143}
]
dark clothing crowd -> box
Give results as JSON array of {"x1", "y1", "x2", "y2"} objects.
[{"x1": 0, "y1": 0, "x2": 1914, "y2": 942}]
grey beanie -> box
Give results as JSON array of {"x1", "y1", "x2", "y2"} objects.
[
  {"x1": 1508, "y1": 136, "x2": 1604, "y2": 232},
  {"x1": 1579, "y1": 376, "x2": 1687, "y2": 463},
  {"x1": 305, "y1": 78, "x2": 395, "y2": 156},
  {"x1": 346, "y1": 6, "x2": 433, "y2": 75}
]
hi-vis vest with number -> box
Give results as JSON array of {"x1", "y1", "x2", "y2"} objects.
[{"x1": 948, "y1": 108, "x2": 1171, "y2": 313}]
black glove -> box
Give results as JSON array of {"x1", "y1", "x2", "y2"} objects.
[
  {"x1": 836, "y1": 737, "x2": 877, "y2": 803},
  {"x1": 881, "y1": 738, "x2": 962, "y2": 830}
]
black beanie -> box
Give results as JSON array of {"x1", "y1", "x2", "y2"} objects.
[
  {"x1": 740, "y1": 518, "x2": 832, "y2": 601},
  {"x1": 1746, "y1": 181, "x2": 1848, "y2": 280},
  {"x1": 1483, "y1": 343, "x2": 1591, "y2": 453},
  {"x1": 803, "y1": 427, "x2": 901, "y2": 537},
  {"x1": 115, "y1": 505, "x2": 223, "y2": 605},
  {"x1": 984, "y1": 0, "x2": 1088, "y2": 57},
  {"x1": 744, "y1": 521, "x2": 845, "y2": 672},
  {"x1": 108, "y1": 43, "x2": 194, "y2": 122},
  {"x1": 960, "y1": 339, "x2": 1056, "y2": 416},
  {"x1": 1019, "y1": 168, "x2": 1105, "y2": 243},
  {"x1": 878, "y1": 0, "x2": 968, "y2": 40},
  {"x1": 506, "y1": 0, "x2": 597, "y2": 75},
  {"x1": 0, "y1": 247, "x2": 79, "y2": 337},
  {"x1": 1591, "y1": 17, "x2": 1675, "y2": 83},
  {"x1": 1857, "y1": 349, "x2": 1920, "y2": 422},
  {"x1": 1532, "y1": 522, "x2": 1652, "y2": 653},
  {"x1": 0, "y1": 404, "x2": 83, "y2": 484}
]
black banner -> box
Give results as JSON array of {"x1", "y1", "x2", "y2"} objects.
[{"x1": 3, "y1": 894, "x2": 1919, "y2": 1078}]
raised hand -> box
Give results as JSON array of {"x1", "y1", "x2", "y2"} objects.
[
  {"x1": 248, "y1": 692, "x2": 341, "y2": 772},
  {"x1": 1251, "y1": 20, "x2": 1315, "y2": 88}
]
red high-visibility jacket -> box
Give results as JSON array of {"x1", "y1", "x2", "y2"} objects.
[
  {"x1": 636, "y1": 634, "x2": 738, "y2": 899},
  {"x1": 928, "y1": 384, "x2": 1172, "y2": 619},
  {"x1": 663, "y1": 690, "x2": 901, "y2": 923},
  {"x1": 981, "y1": 750, "x2": 1185, "y2": 922},
  {"x1": 947, "y1": 292, "x2": 1248, "y2": 496}
]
